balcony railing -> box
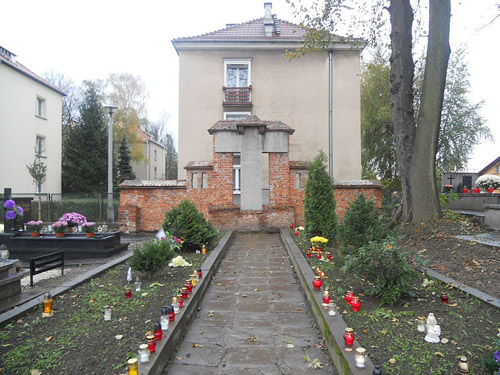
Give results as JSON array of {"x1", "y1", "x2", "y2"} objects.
[{"x1": 223, "y1": 86, "x2": 252, "y2": 105}]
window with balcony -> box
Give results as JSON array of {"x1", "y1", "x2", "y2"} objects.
[{"x1": 224, "y1": 59, "x2": 252, "y2": 105}]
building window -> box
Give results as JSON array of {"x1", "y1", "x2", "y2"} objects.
[
  {"x1": 35, "y1": 136, "x2": 46, "y2": 157},
  {"x1": 224, "y1": 59, "x2": 252, "y2": 103},
  {"x1": 202, "y1": 173, "x2": 208, "y2": 189},
  {"x1": 224, "y1": 112, "x2": 251, "y2": 120},
  {"x1": 192, "y1": 173, "x2": 199, "y2": 189},
  {"x1": 154, "y1": 166, "x2": 157, "y2": 179},
  {"x1": 233, "y1": 154, "x2": 241, "y2": 194},
  {"x1": 154, "y1": 149, "x2": 157, "y2": 161},
  {"x1": 497, "y1": 164, "x2": 500, "y2": 173},
  {"x1": 36, "y1": 97, "x2": 46, "y2": 118}
]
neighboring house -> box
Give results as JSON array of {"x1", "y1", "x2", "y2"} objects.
[
  {"x1": 131, "y1": 127, "x2": 166, "y2": 181},
  {"x1": 171, "y1": 2, "x2": 362, "y2": 181},
  {"x1": 478, "y1": 156, "x2": 500, "y2": 178},
  {"x1": 119, "y1": 3, "x2": 381, "y2": 232},
  {"x1": 0, "y1": 45, "x2": 65, "y2": 195}
]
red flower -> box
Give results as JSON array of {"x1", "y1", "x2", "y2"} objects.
[
  {"x1": 294, "y1": 231, "x2": 299, "y2": 236},
  {"x1": 290, "y1": 223, "x2": 294, "y2": 229}
]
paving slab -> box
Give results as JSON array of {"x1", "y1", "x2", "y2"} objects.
[{"x1": 163, "y1": 233, "x2": 335, "y2": 375}]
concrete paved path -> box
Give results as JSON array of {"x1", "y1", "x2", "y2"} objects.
[{"x1": 164, "y1": 232, "x2": 335, "y2": 375}]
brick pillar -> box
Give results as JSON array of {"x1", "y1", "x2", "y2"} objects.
[{"x1": 269, "y1": 153, "x2": 290, "y2": 206}]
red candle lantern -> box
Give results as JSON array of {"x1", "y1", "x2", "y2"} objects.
[
  {"x1": 488, "y1": 187, "x2": 494, "y2": 194},
  {"x1": 322, "y1": 290, "x2": 331, "y2": 305},
  {"x1": 177, "y1": 294, "x2": 184, "y2": 308},
  {"x1": 463, "y1": 187, "x2": 469, "y2": 193},
  {"x1": 440, "y1": 292, "x2": 449, "y2": 303},
  {"x1": 146, "y1": 335, "x2": 156, "y2": 353},
  {"x1": 326, "y1": 252, "x2": 332, "y2": 260},
  {"x1": 316, "y1": 253, "x2": 322, "y2": 259},
  {"x1": 186, "y1": 280, "x2": 193, "y2": 293},
  {"x1": 351, "y1": 296, "x2": 361, "y2": 312},
  {"x1": 153, "y1": 322, "x2": 163, "y2": 340},
  {"x1": 181, "y1": 287, "x2": 189, "y2": 300},
  {"x1": 197, "y1": 267, "x2": 203, "y2": 279},
  {"x1": 313, "y1": 276, "x2": 322, "y2": 290},
  {"x1": 168, "y1": 305, "x2": 175, "y2": 322},
  {"x1": 343, "y1": 328, "x2": 355, "y2": 349},
  {"x1": 307, "y1": 251, "x2": 312, "y2": 258},
  {"x1": 125, "y1": 287, "x2": 132, "y2": 298},
  {"x1": 290, "y1": 223, "x2": 294, "y2": 229},
  {"x1": 294, "y1": 231, "x2": 299, "y2": 236},
  {"x1": 345, "y1": 290, "x2": 354, "y2": 305}
]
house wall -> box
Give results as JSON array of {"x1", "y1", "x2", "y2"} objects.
[
  {"x1": 480, "y1": 163, "x2": 500, "y2": 177},
  {"x1": 0, "y1": 63, "x2": 63, "y2": 195},
  {"x1": 177, "y1": 48, "x2": 361, "y2": 180},
  {"x1": 131, "y1": 141, "x2": 165, "y2": 180}
]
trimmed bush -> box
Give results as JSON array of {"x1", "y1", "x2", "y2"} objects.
[
  {"x1": 129, "y1": 239, "x2": 176, "y2": 273},
  {"x1": 338, "y1": 193, "x2": 387, "y2": 254},
  {"x1": 304, "y1": 152, "x2": 337, "y2": 242},
  {"x1": 163, "y1": 200, "x2": 218, "y2": 251},
  {"x1": 341, "y1": 238, "x2": 417, "y2": 305}
]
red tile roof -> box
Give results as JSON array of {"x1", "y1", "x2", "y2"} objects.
[
  {"x1": 173, "y1": 17, "x2": 312, "y2": 43},
  {"x1": 0, "y1": 47, "x2": 66, "y2": 96}
]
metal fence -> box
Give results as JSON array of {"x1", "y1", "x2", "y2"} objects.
[{"x1": 0, "y1": 192, "x2": 119, "y2": 223}]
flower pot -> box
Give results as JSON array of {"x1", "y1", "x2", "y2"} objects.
[
  {"x1": 30, "y1": 232, "x2": 41, "y2": 237},
  {"x1": 85, "y1": 232, "x2": 95, "y2": 238},
  {"x1": 55, "y1": 232, "x2": 65, "y2": 238}
]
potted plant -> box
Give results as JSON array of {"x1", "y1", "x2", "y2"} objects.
[
  {"x1": 52, "y1": 221, "x2": 68, "y2": 237},
  {"x1": 58, "y1": 212, "x2": 87, "y2": 232},
  {"x1": 26, "y1": 220, "x2": 43, "y2": 237},
  {"x1": 3, "y1": 199, "x2": 24, "y2": 232},
  {"x1": 81, "y1": 222, "x2": 97, "y2": 238}
]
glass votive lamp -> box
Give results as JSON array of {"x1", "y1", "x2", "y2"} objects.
[
  {"x1": 154, "y1": 322, "x2": 163, "y2": 340},
  {"x1": 190, "y1": 274, "x2": 197, "y2": 287},
  {"x1": 42, "y1": 292, "x2": 54, "y2": 317},
  {"x1": 146, "y1": 334, "x2": 156, "y2": 352},
  {"x1": 197, "y1": 267, "x2": 203, "y2": 279},
  {"x1": 161, "y1": 306, "x2": 169, "y2": 330},
  {"x1": 456, "y1": 356, "x2": 470, "y2": 374},
  {"x1": 125, "y1": 287, "x2": 132, "y2": 298},
  {"x1": 440, "y1": 292, "x2": 449, "y2": 303},
  {"x1": 138, "y1": 344, "x2": 150, "y2": 363},
  {"x1": 417, "y1": 316, "x2": 426, "y2": 332},
  {"x1": 135, "y1": 277, "x2": 142, "y2": 292},
  {"x1": 328, "y1": 301, "x2": 336, "y2": 316},
  {"x1": 372, "y1": 365, "x2": 382, "y2": 375},
  {"x1": 168, "y1": 305, "x2": 175, "y2": 322},
  {"x1": 177, "y1": 294, "x2": 184, "y2": 308},
  {"x1": 186, "y1": 280, "x2": 193, "y2": 293},
  {"x1": 355, "y1": 347, "x2": 367, "y2": 368},
  {"x1": 345, "y1": 290, "x2": 354, "y2": 305},
  {"x1": 181, "y1": 287, "x2": 189, "y2": 300},
  {"x1": 322, "y1": 289, "x2": 330, "y2": 308},
  {"x1": 343, "y1": 327, "x2": 355, "y2": 351},
  {"x1": 103, "y1": 305, "x2": 112, "y2": 321},
  {"x1": 202, "y1": 245, "x2": 207, "y2": 254},
  {"x1": 172, "y1": 296, "x2": 180, "y2": 314},
  {"x1": 351, "y1": 296, "x2": 361, "y2": 312},
  {"x1": 127, "y1": 358, "x2": 138, "y2": 375},
  {"x1": 312, "y1": 276, "x2": 322, "y2": 290}
]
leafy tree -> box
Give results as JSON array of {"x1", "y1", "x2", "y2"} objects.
[
  {"x1": 62, "y1": 81, "x2": 108, "y2": 193},
  {"x1": 304, "y1": 152, "x2": 337, "y2": 241},
  {"x1": 362, "y1": 48, "x2": 490, "y2": 183},
  {"x1": 146, "y1": 113, "x2": 178, "y2": 179},
  {"x1": 290, "y1": 0, "x2": 451, "y2": 222},
  {"x1": 117, "y1": 136, "x2": 136, "y2": 183}
]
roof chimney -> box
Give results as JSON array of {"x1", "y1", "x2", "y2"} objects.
[{"x1": 263, "y1": 2, "x2": 274, "y2": 37}]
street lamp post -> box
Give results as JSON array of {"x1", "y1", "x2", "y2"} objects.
[{"x1": 104, "y1": 105, "x2": 117, "y2": 223}]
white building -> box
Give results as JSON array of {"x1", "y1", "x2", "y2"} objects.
[{"x1": 0, "y1": 45, "x2": 65, "y2": 195}]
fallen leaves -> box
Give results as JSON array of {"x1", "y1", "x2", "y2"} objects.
[
  {"x1": 44, "y1": 336, "x2": 52, "y2": 342},
  {"x1": 115, "y1": 335, "x2": 123, "y2": 340},
  {"x1": 192, "y1": 343, "x2": 203, "y2": 348}
]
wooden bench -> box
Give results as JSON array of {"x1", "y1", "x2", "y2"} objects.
[{"x1": 29, "y1": 251, "x2": 64, "y2": 287}]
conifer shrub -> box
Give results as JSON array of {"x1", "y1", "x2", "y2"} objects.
[
  {"x1": 129, "y1": 239, "x2": 176, "y2": 273},
  {"x1": 338, "y1": 193, "x2": 387, "y2": 254},
  {"x1": 162, "y1": 200, "x2": 218, "y2": 251},
  {"x1": 341, "y1": 238, "x2": 417, "y2": 305},
  {"x1": 304, "y1": 152, "x2": 337, "y2": 241}
]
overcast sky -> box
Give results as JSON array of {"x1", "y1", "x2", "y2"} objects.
[{"x1": 2, "y1": 0, "x2": 498, "y2": 172}]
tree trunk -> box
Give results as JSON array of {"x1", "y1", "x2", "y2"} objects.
[
  {"x1": 410, "y1": 0, "x2": 451, "y2": 222},
  {"x1": 388, "y1": 0, "x2": 416, "y2": 223}
]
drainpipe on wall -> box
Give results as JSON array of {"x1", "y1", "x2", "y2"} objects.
[
  {"x1": 328, "y1": 50, "x2": 334, "y2": 179},
  {"x1": 146, "y1": 141, "x2": 150, "y2": 180}
]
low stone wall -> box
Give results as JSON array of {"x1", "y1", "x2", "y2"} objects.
[
  {"x1": 334, "y1": 180, "x2": 383, "y2": 218},
  {"x1": 444, "y1": 194, "x2": 500, "y2": 211},
  {"x1": 485, "y1": 204, "x2": 500, "y2": 230}
]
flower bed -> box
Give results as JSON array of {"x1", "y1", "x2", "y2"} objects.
[
  {"x1": 0, "y1": 253, "x2": 204, "y2": 375},
  {"x1": 292, "y1": 229, "x2": 500, "y2": 375}
]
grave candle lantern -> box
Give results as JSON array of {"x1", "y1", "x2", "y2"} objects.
[
  {"x1": 197, "y1": 267, "x2": 203, "y2": 279},
  {"x1": 190, "y1": 274, "x2": 198, "y2": 287},
  {"x1": 146, "y1": 334, "x2": 156, "y2": 353},
  {"x1": 134, "y1": 277, "x2": 142, "y2": 292},
  {"x1": 372, "y1": 365, "x2": 382, "y2": 375},
  {"x1": 343, "y1": 328, "x2": 355, "y2": 350},
  {"x1": 417, "y1": 316, "x2": 426, "y2": 332},
  {"x1": 440, "y1": 292, "x2": 449, "y2": 303},
  {"x1": 328, "y1": 301, "x2": 336, "y2": 316},
  {"x1": 103, "y1": 305, "x2": 112, "y2": 321},
  {"x1": 345, "y1": 290, "x2": 354, "y2": 305},
  {"x1": 177, "y1": 294, "x2": 184, "y2": 308},
  {"x1": 138, "y1": 344, "x2": 150, "y2": 363},
  {"x1": 355, "y1": 347, "x2": 367, "y2": 368},
  {"x1": 326, "y1": 252, "x2": 332, "y2": 260},
  {"x1": 125, "y1": 287, "x2": 132, "y2": 298},
  {"x1": 351, "y1": 296, "x2": 361, "y2": 312},
  {"x1": 456, "y1": 356, "x2": 470, "y2": 374},
  {"x1": 312, "y1": 276, "x2": 322, "y2": 290},
  {"x1": 202, "y1": 245, "x2": 207, "y2": 255},
  {"x1": 316, "y1": 253, "x2": 322, "y2": 259},
  {"x1": 154, "y1": 322, "x2": 163, "y2": 340},
  {"x1": 186, "y1": 280, "x2": 193, "y2": 293},
  {"x1": 172, "y1": 296, "x2": 180, "y2": 314},
  {"x1": 42, "y1": 292, "x2": 54, "y2": 317},
  {"x1": 160, "y1": 306, "x2": 169, "y2": 331},
  {"x1": 168, "y1": 305, "x2": 175, "y2": 322},
  {"x1": 322, "y1": 289, "x2": 331, "y2": 307},
  {"x1": 307, "y1": 251, "x2": 313, "y2": 258},
  {"x1": 127, "y1": 358, "x2": 138, "y2": 375},
  {"x1": 181, "y1": 287, "x2": 189, "y2": 300}
]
